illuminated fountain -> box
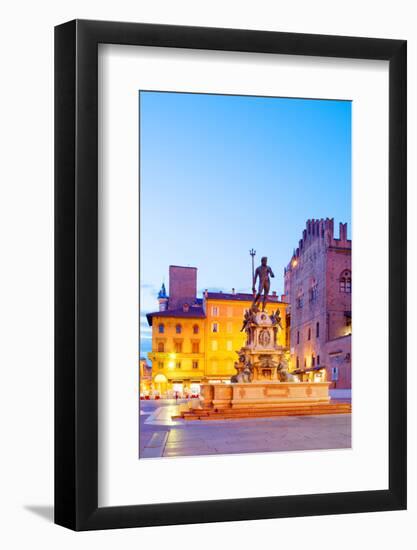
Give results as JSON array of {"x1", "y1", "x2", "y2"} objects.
[
  {"x1": 199, "y1": 304, "x2": 331, "y2": 412},
  {"x1": 175, "y1": 256, "x2": 349, "y2": 420}
]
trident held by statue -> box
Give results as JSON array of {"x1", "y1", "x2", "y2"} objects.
[{"x1": 249, "y1": 249, "x2": 256, "y2": 296}]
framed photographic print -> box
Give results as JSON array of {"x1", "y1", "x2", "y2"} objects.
[{"x1": 55, "y1": 20, "x2": 407, "y2": 530}]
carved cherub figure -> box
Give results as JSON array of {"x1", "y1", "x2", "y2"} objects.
[
  {"x1": 270, "y1": 308, "x2": 283, "y2": 329},
  {"x1": 231, "y1": 354, "x2": 253, "y2": 383},
  {"x1": 240, "y1": 309, "x2": 251, "y2": 332}
]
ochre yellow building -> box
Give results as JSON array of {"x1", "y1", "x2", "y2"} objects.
[
  {"x1": 145, "y1": 266, "x2": 288, "y2": 397},
  {"x1": 147, "y1": 303, "x2": 206, "y2": 396},
  {"x1": 203, "y1": 293, "x2": 287, "y2": 380}
]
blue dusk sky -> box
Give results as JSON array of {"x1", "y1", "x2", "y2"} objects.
[{"x1": 140, "y1": 91, "x2": 351, "y2": 357}]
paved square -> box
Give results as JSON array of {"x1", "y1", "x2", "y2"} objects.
[{"x1": 139, "y1": 400, "x2": 351, "y2": 459}]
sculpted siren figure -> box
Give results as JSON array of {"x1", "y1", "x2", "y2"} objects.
[{"x1": 252, "y1": 256, "x2": 275, "y2": 311}]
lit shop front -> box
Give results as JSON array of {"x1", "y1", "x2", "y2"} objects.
[
  {"x1": 290, "y1": 365, "x2": 327, "y2": 383},
  {"x1": 150, "y1": 375, "x2": 202, "y2": 398}
]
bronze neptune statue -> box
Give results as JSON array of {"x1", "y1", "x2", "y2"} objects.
[{"x1": 252, "y1": 256, "x2": 274, "y2": 311}]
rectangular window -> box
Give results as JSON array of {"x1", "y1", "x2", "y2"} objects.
[
  {"x1": 158, "y1": 361, "x2": 164, "y2": 370},
  {"x1": 296, "y1": 356, "x2": 299, "y2": 369},
  {"x1": 331, "y1": 367, "x2": 339, "y2": 381},
  {"x1": 308, "y1": 328, "x2": 311, "y2": 340},
  {"x1": 309, "y1": 284, "x2": 318, "y2": 302},
  {"x1": 192, "y1": 360, "x2": 199, "y2": 369},
  {"x1": 176, "y1": 361, "x2": 181, "y2": 369},
  {"x1": 316, "y1": 322, "x2": 320, "y2": 338},
  {"x1": 317, "y1": 355, "x2": 320, "y2": 365},
  {"x1": 227, "y1": 322, "x2": 233, "y2": 333},
  {"x1": 211, "y1": 340, "x2": 218, "y2": 351},
  {"x1": 192, "y1": 341, "x2": 200, "y2": 353},
  {"x1": 212, "y1": 322, "x2": 219, "y2": 333},
  {"x1": 157, "y1": 342, "x2": 164, "y2": 352},
  {"x1": 312, "y1": 355, "x2": 315, "y2": 366},
  {"x1": 175, "y1": 341, "x2": 182, "y2": 353},
  {"x1": 226, "y1": 340, "x2": 233, "y2": 351},
  {"x1": 340, "y1": 277, "x2": 352, "y2": 293},
  {"x1": 296, "y1": 294, "x2": 304, "y2": 309},
  {"x1": 211, "y1": 306, "x2": 219, "y2": 316},
  {"x1": 297, "y1": 331, "x2": 300, "y2": 344},
  {"x1": 226, "y1": 306, "x2": 233, "y2": 317}
]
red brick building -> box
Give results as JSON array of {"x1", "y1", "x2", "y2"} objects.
[{"x1": 284, "y1": 218, "x2": 351, "y2": 390}]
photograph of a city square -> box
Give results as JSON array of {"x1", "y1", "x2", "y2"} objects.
[{"x1": 139, "y1": 91, "x2": 351, "y2": 459}]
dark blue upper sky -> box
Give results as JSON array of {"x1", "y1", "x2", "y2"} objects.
[{"x1": 139, "y1": 91, "x2": 351, "y2": 356}]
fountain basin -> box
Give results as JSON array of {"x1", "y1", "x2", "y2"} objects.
[{"x1": 201, "y1": 382, "x2": 331, "y2": 410}]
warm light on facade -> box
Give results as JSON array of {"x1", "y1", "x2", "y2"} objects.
[{"x1": 146, "y1": 296, "x2": 288, "y2": 396}]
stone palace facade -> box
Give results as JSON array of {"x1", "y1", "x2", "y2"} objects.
[{"x1": 284, "y1": 218, "x2": 351, "y2": 389}]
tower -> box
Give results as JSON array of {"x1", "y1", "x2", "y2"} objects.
[
  {"x1": 168, "y1": 265, "x2": 197, "y2": 310},
  {"x1": 157, "y1": 283, "x2": 168, "y2": 311}
]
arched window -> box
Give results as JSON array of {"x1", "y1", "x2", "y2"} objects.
[
  {"x1": 339, "y1": 270, "x2": 352, "y2": 293},
  {"x1": 158, "y1": 323, "x2": 164, "y2": 334},
  {"x1": 309, "y1": 279, "x2": 318, "y2": 302},
  {"x1": 296, "y1": 288, "x2": 304, "y2": 309},
  {"x1": 157, "y1": 342, "x2": 164, "y2": 352},
  {"x1": 193, "y1": 324, "x2": 199, "y2": 334},
  {"x1": 175, "y1": 324, "x2": 182, "y2": 334}
]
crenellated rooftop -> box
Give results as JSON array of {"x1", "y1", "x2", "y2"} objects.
[{"x1": 284, "y1": 218, "x2": 351, "y2": 273}]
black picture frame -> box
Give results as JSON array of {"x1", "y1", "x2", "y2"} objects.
[{"x1": 55, "y1": 19, "x2": 407, "y2": 531}]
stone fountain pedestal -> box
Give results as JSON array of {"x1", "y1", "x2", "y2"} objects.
[{"x1": 201, "y1": 381, "x2": 330, "y2": 410}]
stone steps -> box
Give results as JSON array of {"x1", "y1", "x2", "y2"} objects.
[{"x1": 175, "y1": 402, "x2": 351, "y2": 421}]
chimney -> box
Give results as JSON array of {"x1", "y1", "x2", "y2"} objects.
[
  {"x1": 232, "y1": 288, "x2": 235, "y2": 294},
  {"x1": 168, "y1": 266, "x2": 197, "y2": 310}
]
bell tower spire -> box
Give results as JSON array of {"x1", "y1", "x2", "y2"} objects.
[{"x1": 157, "y1": 282, "x2": 168, "y2": 311}]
